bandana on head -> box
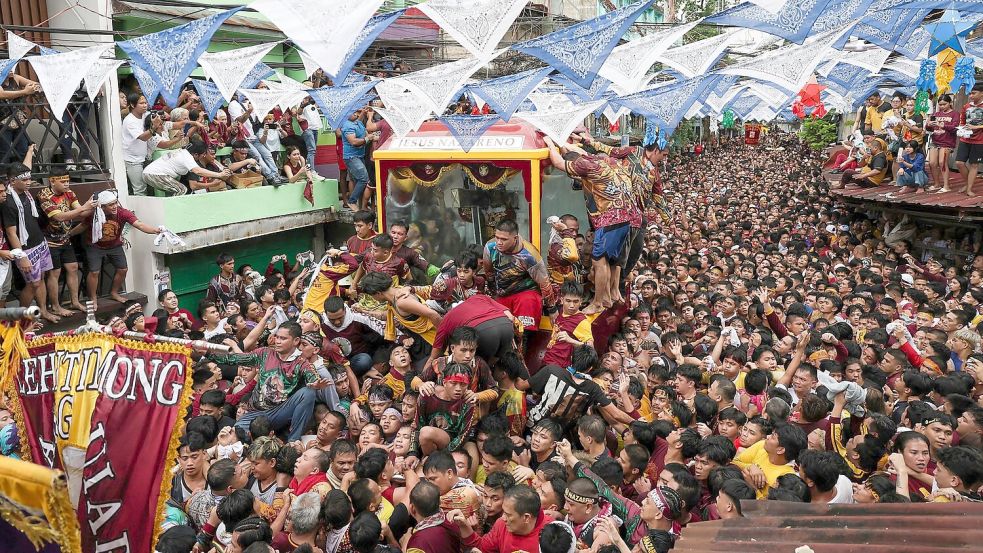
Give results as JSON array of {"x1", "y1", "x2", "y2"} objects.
[
  {"x1": 368, "y1": 390, "x2": 391, "y2": 403},
  {"x1": 647, "y1": 486, "x2": 678, "y2": 521},
  {"x1": 382, "y1": 407, "x2": 403, "y2": 422},
  {"x1": 444, "y1": 373, "x2": 471, "y2": 385},
  {"x1": 91, "y1": 190, "x2": 118, "y2": 243},
  {"x1": 301, "y1": 332, "x2": 322, "y2": 348}
]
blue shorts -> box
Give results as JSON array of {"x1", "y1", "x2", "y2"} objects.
[{"x1": 591, "y1": 223, "x2": 631, "y2": 262}]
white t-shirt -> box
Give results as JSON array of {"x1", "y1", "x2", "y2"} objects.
[
  {"x1": 143, "y1": 149, "x2": 198, "y2": 178},
  {"x1": 828, "y1": 474, "x2": 855, "y2": 504},
  {"x1": 302, "y1": 104, "x2": 322, "y2": 131},
  {"x1": 228, "y1": 100, "x2": 256, "y2": 140},
  {"x1": 121, "y1": 113, "x2": 148, "y2": 163}
]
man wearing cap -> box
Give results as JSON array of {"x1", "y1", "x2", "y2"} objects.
[
  {"x1": 563, "y1": 477, "x2": 604, "y2": 549},
  {"x1": 37, "y1": 167, "x2": 95, "y2": 316},
  {"x1": 142, "y1": 141, "x2": 231, "y2": 196},
  {"x1": 85, "y1": 190, "x2": 161, "y2": 306},
  {"x1": 2, "y1": 164, "x2": 60, "y2": 322}
]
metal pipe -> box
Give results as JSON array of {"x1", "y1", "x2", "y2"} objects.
[
  {"x1": 0, "y1": 306, "x2": 41, "y2": 321},
  {"x1": 118, "y1": 331, "x2": 233, "y2": 354}
]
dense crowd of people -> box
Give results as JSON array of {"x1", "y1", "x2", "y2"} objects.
[{"x1": 2, "y1": 124, "x2": 970, "y2": 553}]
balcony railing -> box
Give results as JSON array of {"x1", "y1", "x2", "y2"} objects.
[{"x1": 0, "y1": 93, "x2": 110, "y2": 178}]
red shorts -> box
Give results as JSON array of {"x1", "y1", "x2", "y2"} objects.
[
  {"x1": 496, "y1": 289, "x2": 543, "y2": 331},
  {"x1": 336, "y1": 141, "x2": 347, "y2": 171}
]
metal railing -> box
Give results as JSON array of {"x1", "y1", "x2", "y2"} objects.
[{"x1": 0, "y1": 93, "x2": 110, "y2": 178}]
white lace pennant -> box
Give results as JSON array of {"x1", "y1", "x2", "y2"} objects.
[
  {"x1": 378, "y1": 87, "x2": 435, "y2": 133},
  {"x1": 656, "y1": 29, "x2": 739, "y2": 78},
  {"x1": 746, "y1": 82, "x2": 792, "y2": 108},
  {"x1": 598, "y1": 20, "x2": 700, "y2": 92},
  {"x1": 375, "y1": 106, "x2": 416, "y2": 138},
  {"x1": 417, "y1": 0, "x2": 527, "y2": 59},
  {"x1": 838, "y1": 45, "x2": 892, "y2": 75},
  {"x1": 883, "y1": 58, "x2": 920, "y2": 80},
  {"x1": 264, "y1": 73, "x2": 309, "y2": 108},
  {"x1": 298, "y1": 50, "x2": 321, "y2": 78},
  {"x1": 27, "y1": 45, "x2": 108, "y2": 121},
  {"x1": 238, "y1": 87, "x2": 287, "y2": 120},
  {"x1": 684, "y1": 102, "x2": 704, "y2": 120},
  {"x1": 514, "y1": 99, "x2": 605, "y2": 145},
  {"x1": 251, "y1": 0, "x2": 385, "y2": 78},
  {"x1": 602, "y1": 105, "x2": 630, "y2": 124},
  {"x1": 717, "y1": 25, "x2": 852, "y2": 92},
  {"x1": 83, "y1": 57, "x2": 125, "y2": 101},
  {"x1": 398, "y1": 57, "x2": 486, "y2": 113},
  {"x1": 5, "y1": 31, "x2": 35, "y2": 60},
  {"x1": 198, "y1": 42, "x2": 279, "y2": 102}
]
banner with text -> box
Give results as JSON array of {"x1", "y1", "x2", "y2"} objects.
[
  {"x1": 745, "y1": 123, "x2": 762, "y2": 145},
  {"x1": 10, "y1": 333, "x2": 193, "y2": 553}
]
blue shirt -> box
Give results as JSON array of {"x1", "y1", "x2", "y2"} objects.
[{"x1": 341, "y1": 119, "x2": 366, "y2": 160}]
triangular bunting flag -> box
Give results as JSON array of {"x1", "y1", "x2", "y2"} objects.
[
  {"x1": 131, "y1": 63, "x2": 162, "y2": 105},
  {"x1": 37, "y1": 45, "x2": 59, "y2": 55},
  {"x1": 27, "y1": 45, "x2": 108, "y2": 121},
  {"x1": 307, "y1": 79, "x2": 379, "y2": 129},
  {"x1": 5, "y1": 31, "x2": 35, "y2": 60},
  {"x1": 808, "y1": 0, "x2": 875, "y2": 36},
  {"x1": 655, "y1": 29, "x2": 739, "y2": 78},
  {"x1": 298, "y1": 50, "x2": 321, "y2": 78},
  {"x1": 242, "y1": 62, "x2": 275, "y2": 90},
  {"x1": 838, "y1": 45, "x2": 892, "y2": 75},
  {"x1": 238, "y1": 87, "x2": 287, "y2": 121},
  {"x1": 704, "y1": 0, "x2": 834, "y2": 44},
  {"x1": 83, "y1": 58, "x2": 125, "y2": 101},
  {"x1": 398, "y1": 57, "x2": 486, "y2": 113},
  {"x1": 717, "y1": 25, "x2": 852, "y2": 92},
  {"x1": 118, "y1": 8, "x2": 242, "y2": 107},
  {"x1": 896, "y1": 27, "x2": 932, "y2": 60},
  {"x1": 748, "y1": 0, "x2": 790, "y2": 13},
  {"x1": 417, "y1": 0, "x2": 527, "y2": 60},
  {"x1": 617, "y1": 75, "x2": 721, "y2": 131},
  {"x1": 597, "y1": 20, "x2": 700, "y2": 92},
  {"x1": 439, "y1": 114, "x2": 501, "y2": 152},
  {"x1": 851, "y1": 0, "x2": 929, "y2": 51},
  {"x1": 197, "y1": 42, "x2": 279, "y2": 102},
  {"x1": 550, "y1": 73, "x2": 612, "y2": 101},
  {"x1": 374, "y1": 106, "x2": 417, "y2": 139},
  {"x1": 251, "y1": 0, "x2": 385, "y2": 78},
  {"x1": 0, "y1": 58, "x2": 20, "y2": 85},
  {"x1": 514, "y1": 99, "x2": 606, "y2": 144},
  {"x1": 466, "y1": 67, "x2": 552, "y2": 121},
  {"x1": 191, "y1": 79, "x2": 227, "y2": 120},
  {"x1": 513, "y1": 0, "x2": 655, "y2": 89},
  {"x1": 333, "y1": 10, "x2": 405, "y2": 82}
]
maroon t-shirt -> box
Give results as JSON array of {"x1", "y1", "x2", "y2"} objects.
[
  {"x1": 432, "y1": 294, "x2": 510, "y2": 351},
  {"x1": 86, "y1": 207, "x2": 139, "y2": 249}
]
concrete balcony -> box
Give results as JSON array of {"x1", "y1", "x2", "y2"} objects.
[{"x1": 126, "y1": 178, "x2": 341, "y2": 254}]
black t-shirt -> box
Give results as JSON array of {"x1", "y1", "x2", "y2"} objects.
[
  {"x1": 527, "y1": 364, "x2": 611, "y2": 430},
  {"x1": 1, "y1": 191, "x2": 45, "y2": 249}
]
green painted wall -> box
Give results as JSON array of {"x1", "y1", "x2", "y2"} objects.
[
  {"x1": 167, "y1": 228, "x2": 314, "y2": 313},
  {"x1": 156, "y1": 179, "x2": 338, "y2": 234}
]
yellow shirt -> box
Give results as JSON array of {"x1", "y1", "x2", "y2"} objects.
[{"x1": 732, "y1": 439, "x2": 794, "y2": 499}]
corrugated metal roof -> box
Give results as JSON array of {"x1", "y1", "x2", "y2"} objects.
[
  {"x1": 674, "y1": 500, "x2": 983, "y2": 553},
  {"x1": 825, "y1": 170, "x2": 983, "y2": 211}
]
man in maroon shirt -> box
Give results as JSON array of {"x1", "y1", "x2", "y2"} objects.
[
  {"x1": 84, "y1": 190, "x2": 160, "y2": 306},
  {"x1": 427, "y1": 293, "x2": 517, "y2": 368},
  {"x1": 321, "y1": 295, "x2": 384, "y2": 376},
  {"x1": 406, "y1": 480, "x2": 462, "y2": 553}
]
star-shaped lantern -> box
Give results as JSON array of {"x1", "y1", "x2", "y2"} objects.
[
  {"x1": 925, "y1": 8, "x2": 975, "y2": 57},
  {"x1": 797, "y1": 75, "x2": 826, "y2": 108}
]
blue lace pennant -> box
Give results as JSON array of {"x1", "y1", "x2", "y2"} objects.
[
  {"x1": 823, "y1": 64, "x2": 867, "y2": 96},
  {"x1": 466, "y1": 67, "x2": 552, "y2": 121},
  {"x1": 967, "y1": 38, "x2": 983, "y2": 60},
  {"x1": 550, "y1": 72, "x2": 612, "y2": 101},
  {"x1": 37, "y1": 45, "x2": 59, "y2": 55},
  {"x1": 616, "y1": 74, "x2": 721, "y2": 131},
  {"x1": 0, "y1": 59, "x2": 19, "y2": 84},
  {"x1": 848, "y1": 0, "x2": 930, "y2": 51},
  {"x1": 727, "y1": 93, "x2": 761, "y2": 119},
  {"x1": 241, "y1": 62, "x2": 275, "y2": 90},
  {"x1": 439, "y1": 114, "x2": 501, "y2": 152},
  {"x1": 332, "y1": 10, "x2": 405, "y2": 83},
  {"x1": 131, "y1": 62, "x2": 162, "y2": 106},
  {"x1": 307, "y1": 79, "x2": 380, "y2": 129},
  {"x1": 117, "y1": 8, "x2": 243, "y2": 107},
  {"x1": 704, "y1": 0, "x2": 835, "y2": 44},
  {"x1": 191, "y1": 79, "x2": 226, "y2": 120},
  {"x1": 881, "y1": 69, "x2": 916, "y2": 88},
  {"x1": 710, "y1": 75, "x2": 739, "y2": 98},
  {"x1": 512, "y1": 0, "x2": 655, "y2": 90}
]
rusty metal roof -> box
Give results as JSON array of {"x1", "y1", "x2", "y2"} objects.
[{"x1": 674, "y1": 500, "x2": 983, "y2": 553}]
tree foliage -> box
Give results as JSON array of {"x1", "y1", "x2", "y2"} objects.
[{"x1": 799, "y1": 116, "x2": 838, "y2": 150}]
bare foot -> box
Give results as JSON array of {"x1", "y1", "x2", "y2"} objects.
[
  {"x1": 40, "y1": 311, "x2": 61, "y2": 323},
  {"x1": 110, "y1": 293, "x2": 127, "y2": 304},
  {"x1": 70, "y1": 302, "x2": 86, "y2": 312},
  {"x1": 582, "y1": 303, "x2": 604, "y2": 315},
  {"x1": 936, "y1": 188, "x2": 951, "y2": 193},
  {"x1": 51, "y1": 307, "x2": 73, "y2": 317}
]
